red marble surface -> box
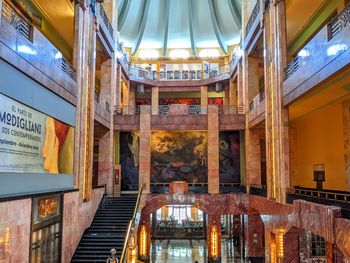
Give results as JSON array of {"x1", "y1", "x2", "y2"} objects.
[
  {"x1": 138, "y1": 193, "x2": 350, "y2": 260},
  {"x1": 61, "y1": 188, "x2": 104, "y2": 263}
]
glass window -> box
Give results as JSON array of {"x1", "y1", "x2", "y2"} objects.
[
  {"x1": 311, "y1": 233, "x2": 326, "y2": 257},
  {"x1": 138, "y1": 49, "x2": 160, "y2": 59},
  {"x1": 169, "y1": 49, "x2": 190, "y2": 58},
  {"x1": 199, "y1": 49, "x2": 220, "y2": 58}
]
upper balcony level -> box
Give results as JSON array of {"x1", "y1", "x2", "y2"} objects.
[
  {"x1": 116, "y1": 43, "x2": 233, "y2": 87},
  {"x1": 283, "y1": 3, "x2": 350, "y2": 105},
  {"x1": 114, "y1": 104, "x2": 245, "y2": 131},
  {"x1": 0, "y1": 0, "x2": 77, "y2": 105}
]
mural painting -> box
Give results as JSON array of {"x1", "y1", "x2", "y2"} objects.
[
  {"x1": 151, "y1": 131, "x2": 208, "y2": 183},
  {"x1": 120, "y1": 132, "x2": 139, "y2": 191},
  {"x1": 219, "y1": 131, "x2": 241, "y2": 183}
]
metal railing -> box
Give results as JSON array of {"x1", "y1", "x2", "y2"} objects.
[
  {"x1": 2, "y1": 0, "x2": 32, "y2": 41},
  {"x1": 2, "y1": 0, "x2": 77, "y2": 82},
  {"x1": 98, "y1": 4, "x2": 114, "y2": 39},
  {"x1": 284, "y1": 56, "x2": 301, "y2": 80},
  {"x1": 245, "y1": 0, "x2": 260, "y2": 37},
  {"x1": 114, "y1": 105, "x2": 141, "y2": 115},
  {"x1": 328, "y1": 3, "x2": 350, "y2": 40},
  {"x1": 288, "y1": 187, "x2": 350, "y2": 203},
  {"x1": 61, "y1": 57, "x2": 77, "y2": 81},
  {"x1": 249, "y1": 90, "x2": 265, "y2": 112},
  {"x1": 119, "y1": 185, "x2": 143, "y2": 263},
  {"x1": 219, "y1": 105, "x2": 245, "y2": 114},
  {"x1": 129, "y1": 64, "x2": 231, "y2": 82}
]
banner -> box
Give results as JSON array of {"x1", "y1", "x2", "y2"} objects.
[{"x1": 0, "y1": 94, "x2": 74, "y2": 174}]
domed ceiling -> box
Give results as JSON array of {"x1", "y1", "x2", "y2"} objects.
[{"x1": 118, "y1": 0, "x2": 242, "y2": 56}]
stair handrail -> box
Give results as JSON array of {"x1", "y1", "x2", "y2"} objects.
[{"x1": 119, "y1": 185, "x2": 143, "y2": 262}]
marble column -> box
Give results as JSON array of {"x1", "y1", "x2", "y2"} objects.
[
  {"x1": 151, "y1": 86, "x2": 159, "y2": 115},
  {"x1": 208, "y1": 105, "x2": 219, "y2": 194},
  {"x1": 201, "y1": 85, "x2": 208, "y2": 114},
  {"x1": 98, "y1": 57, "x2": 116, "y2": 193},
  {"x1": 73, "y1": 2, "x2": 97, "y2": 201},
  {"x1": 264, "y1": 0, "x2": 290, "y2": 203},
  {"x1": 237, "y1": 61, "x2": 244, "y2": 106},
  {"x1": 129, "y1": 85, "x2": 136, "y2": 115},
  {"x1": 116, "y1": 64, "x2": 122, "y2": 108},
  {"x1": 139, "y1": 105, "x2": 151, "y2": 193},
  {"x1": 326, "y1": 242, "x2": 334, "y2": 263},
  {"x1": 343, "y1": 100, "x2": 350, "y2": 190},
  {"x1": 245, "y1": 214, "x2": 265, "y2": 261},
  {"x1": 98, "y1": 60, "x2": 115, "y2": 194},
  {"x1": 229, "y1": 79, "x2": 238, "y2": 106},
  {"x1": 245, "y1": 127, "x2": 262, "y2": 189}
]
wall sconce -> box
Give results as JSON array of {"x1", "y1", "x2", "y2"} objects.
[
  {"x1": 313, "y1": 164, "x2": 325, "y2": 189},
  {"x1": 270, "y1": 239, "x2": 276, "y2": 263},
  {"x1": 276, "y1": 230, "x2": 284, "y2": 258},
  {"x1": 210, "y1": 222, "x2": 219, "y2": 259},
  {"x1": 139, "y1": 224, "x2": 147, "y2": 258}
]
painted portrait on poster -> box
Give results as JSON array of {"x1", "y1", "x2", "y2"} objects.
[
  {"x1": 219, "y1": 131, "x2": 240, "y2": 183},
  {"x1": 120, "y1": 132, "x2": 139, "y2": 191},
  {"x1": 0, "y1": 94, "x2": 74, "y2": 174}
]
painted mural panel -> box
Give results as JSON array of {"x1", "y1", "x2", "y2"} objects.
[
  {"x1": 120, "y1": 132, "x2": 139, "y2": 191},
  {"x1": 219, "y1": 131, "x2": 241, "y2": 183},
  {"x1": 151, "y1": 131, "x2": 208, "y2": 183}
]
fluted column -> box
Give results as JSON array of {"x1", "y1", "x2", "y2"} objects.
[
  {"x1": 264, "y1": 0, "x2": 290, "y2": 203},
  {"x1": 73, "y1": 1, "x2": 97, "y2": 201}
]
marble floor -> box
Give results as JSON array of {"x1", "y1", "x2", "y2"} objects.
[{"x1": 150, "y1": 239, "x2": 243, "y2": 263}]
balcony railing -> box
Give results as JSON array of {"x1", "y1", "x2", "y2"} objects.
[
  {"x1": 115, "y1": 104, "x2": 245, "y2": 116},
  {"x1": 61, "y1": 57, "x2": 77, "y2": 81},
  {"x1": 2, "y1": 0, "x2": 32, "y2": 41},
  {"x1": 245, "y1": 0, "x2": 260, "y2": 38},
  {"x1": 288, "y1": 187, "x2": 350, "y2": 203},
  {"x1": 249, "y1": 90, "x2": 265, "y2": 112},
  {"x1": 98, "y1": 4, "x2": 114, "y2": 39},
  {"x1": 328, "y1": 4, "x2": 350, "y2": 40},
  {"x1": 284, "y1": 3, "x2": 350, "y2": 81},
  {"x1": 129, "y1": 64, "x2": 231, "y2": 82},
  {"x1": 1, "y1": 0, "x2": 77, "y2": 82}
]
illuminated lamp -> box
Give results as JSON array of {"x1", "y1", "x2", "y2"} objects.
[
  {"x1": 139, "y1": 224, "x2": 147, "y2": 258},
  {"x1": 137, "y1": 84, "x2": 145, "y2": 95},
  {"x1": 127, "y1": 235, "x2": 137, "y2": 263},
  {"x1": 215, "y1": 82, "x2": 223, "y2": 93},
  {"x1": 276, "y1": 230, "x2": 284, "y2": 258},
  {"x1": 271, "y1": 239, "x2": 277, "y2": 263},
  {"x1": 210, "y1": 222, "x2": 219, "y2": 260}
]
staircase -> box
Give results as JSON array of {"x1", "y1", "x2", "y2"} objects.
[{"x1": 71, "y1": 194, "x2": 138, "y2": 262}]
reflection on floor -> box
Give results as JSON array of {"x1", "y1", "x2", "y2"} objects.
[{"x1": 150, "y1": 239, "x2": 243, "y2": 263}]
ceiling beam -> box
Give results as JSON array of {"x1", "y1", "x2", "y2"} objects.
[
  {"x1": 132, "y1": 0, "x2": 151, "y2": 56},
  {"x1": 162, "y1": 0, "x2": 171, "y2": 56},
  {"x1": 118, "y1": 0, "x2": 132, "y2": 31},
  {"x1": 188, "y1": 0, "x2": 196, "y2": 55},
  {"x1": 227, "y1": 0, "x2": 242, "y2": 28},
  {"x1": 207, "y1": 0, "x2": 228, "y2": 54}
]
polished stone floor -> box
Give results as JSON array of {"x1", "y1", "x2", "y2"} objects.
[{"x1": 150, "y1": 239, "x2": 243, "y2": 263}]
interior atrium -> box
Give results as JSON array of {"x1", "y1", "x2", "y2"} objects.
[{"x1": 0, "y1": 0, "x2": 350, "y2": 262}]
